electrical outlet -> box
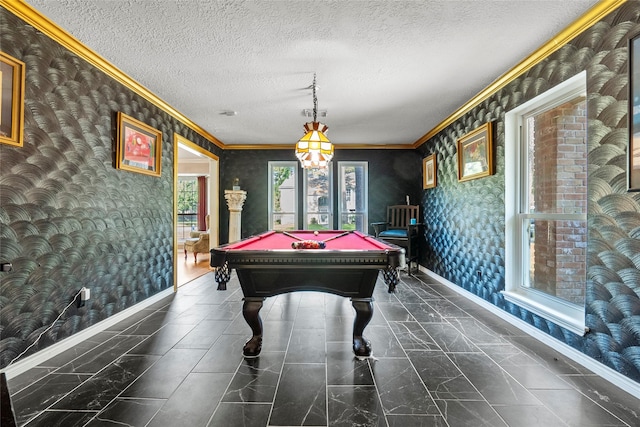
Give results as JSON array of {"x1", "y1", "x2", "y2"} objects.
[
  {"x1": 76, "y1": 287, "x2": 90, "y2": 308},
  {"x1": 1, "y1": 263, "x2": 12, "y2": 272},
  {"x1": 476, "y1": 270, "x2": 482, "y2": 278}
]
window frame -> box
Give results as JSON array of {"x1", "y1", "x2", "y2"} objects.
[
  {"x1": 337, "y1": 161, "x2": 368, "y2": 232},
  {"x1": 504, "y1": 71, "x2": 587, "y2": 336},
  {"x1": 268, "y1": 161, "x2": 298, "y2": 231},
  {"x1": 303, "y1": 167, "x2": 333, "y2": 230}
]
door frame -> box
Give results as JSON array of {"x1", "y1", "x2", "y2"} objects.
[{"x1": 173, "y1": 134, "x2": 220, "y2": 291}]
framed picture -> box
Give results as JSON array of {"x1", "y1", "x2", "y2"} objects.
[
  {"x1": 457, "y1": 122, "x2": 493, "y2": 182},
  {"x1": 0, "y1": 51, "x2": 25, "y2": 147},
  {"x1": 423, "y1": 153, "x2": 436, "y2": 189},
  {"x1": 629, "y1": 32, "x2": 640, "y2": 191},
  {"x1": 116, "y1": 112, "x2": 162, "y2": 177}
]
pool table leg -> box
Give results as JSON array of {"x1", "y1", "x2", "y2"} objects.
[
  {"x1": 382, "y1": 265, "x2": 399, "y2": 293},
  {"x1": 351, "y1": 298, "x2": 373, "y2": 357},
  {"x1": 242, "y1": 297, "x2": 264, "y2": 358},
  {"x1": 214, "y1": 261, "x2": 230, "y2": 290}
]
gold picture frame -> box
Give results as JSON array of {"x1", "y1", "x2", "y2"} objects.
[
  {"x1": 629, "y1": 32, "x2": 640, "y2": 191},
  {"x1": 116, "y1": 112, "x2": 162, "y2": 177},
  {"x1": 0, "y1": 51, "x2": 25, "y2": 147},
  {"x1": 457, "y1": 122, "x2": 493, "y2": 182},
  {"x1": 423, "y1": 153, "x2": 436, "y2": 189}
]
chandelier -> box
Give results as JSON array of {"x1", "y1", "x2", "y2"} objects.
[{"x1": 295, "y1": 74, "x2": 334, "y2": 168}]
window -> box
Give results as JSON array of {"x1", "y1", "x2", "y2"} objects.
[
  {"x1": 268, "y1": 162, "x2": 298, "y2": 231},
  {"x1": 504, "y1": 71, "x2": 587, "y2": 335},
  {"x1": 338, "y1": 162, "x2": 368, "y2": 232},
  {"x1": 304, "y1": 167, "x2": 332, "y2": 230}
]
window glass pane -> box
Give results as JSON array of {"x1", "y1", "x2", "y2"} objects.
[
  {"x1": 177, "y1": 177, "x2": 198, "y2": 239},
  {"x1": 525, "y1": 98, "x2": 587, "y2": 215},
  {"x1": 338, "y1": 162, "x2": 367, "y2": 232},
  {"x1": 526, "y1": 219, "x2": 587, "y2": 305},
  {"x1": 304, "y1": 168, "x2": 331, "y2": 230},
  {"x1": 521, "y1": 92, "x2": 587, "y2": 306},
  {"x1": 269, "y1": 163, "x2": 297, "y2": 230}
]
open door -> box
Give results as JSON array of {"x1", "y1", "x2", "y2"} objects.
[{"x1": 173, "y1": 134, "x2": 219, "y2": 290}]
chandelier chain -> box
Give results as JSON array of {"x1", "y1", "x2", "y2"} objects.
[{"x1": 312, "y1": 73, "x2": 318, "y2": 122}]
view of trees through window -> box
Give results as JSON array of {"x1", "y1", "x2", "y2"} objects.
[{"x1": 177, "y1": 177, "x2": 198, "y2": 239}]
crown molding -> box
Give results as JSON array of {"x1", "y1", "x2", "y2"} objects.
[
  {"x1": 413, "y1": 0, "x2": 628, "y2": 148},
  {"x1": 3, "y1": 0, "x2": 225, "y2": 149}
]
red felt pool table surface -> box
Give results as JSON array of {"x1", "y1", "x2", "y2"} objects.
[{"x1": 223, "y1": 230, "x2": 391, "y2": 251}]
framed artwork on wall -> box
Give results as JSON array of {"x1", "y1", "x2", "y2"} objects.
[
  {"x1": 423, "y1": 153, "x2": 436, "y2": 189},
  {"x1": 116, "y1": 112, "x2": 162, "y2": 177},
  {"x1": 457, "y1": 122, "x2": 493, "y2": 182},
  {"x1": 629, "y1": 32, "x2": 640, "y2": 191},
  {"x1": 0, "y1": 51, "x2": 25, "y2": 147}
]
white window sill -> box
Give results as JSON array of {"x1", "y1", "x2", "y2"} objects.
[{"x1": 501, "y1": 289, "x2": 587, "y2": 336}]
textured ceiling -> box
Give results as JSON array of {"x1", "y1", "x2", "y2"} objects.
[{"x1": 25, "y1": 0, "x2": 599, "y2": 148}]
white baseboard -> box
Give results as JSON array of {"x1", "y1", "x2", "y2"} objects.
[
  {"x1": 419, "y1": 266, "x2": 640, "y2": 398},
  {"x1": 1, "y1": 287, "x2": 174, "y2": 380}
]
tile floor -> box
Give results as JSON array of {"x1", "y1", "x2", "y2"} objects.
[{"x1": 7, "y1": 271, "x2": 640, "y2": 426}]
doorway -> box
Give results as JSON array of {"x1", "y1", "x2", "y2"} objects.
[{"x1": 174, "y1": 134, "x2": 219, "y2": 289}]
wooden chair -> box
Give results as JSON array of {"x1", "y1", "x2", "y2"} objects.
[{"x1": 371, "y1": 205, "x2": 420, "y2": 273}]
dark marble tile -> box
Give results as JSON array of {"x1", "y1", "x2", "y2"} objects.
[
  {"x1": 323, "y1": 293, "x2": 354, "y2": 317},
  {"x1": 435, "y1": 399, "x2": 507, "y2": 427},
  {"x1": 420, "y1": 323, "x2": 479, "y2": 353},
  {"x1": 162, "y1": 303, "x2": 215, "y2": 325},
  {"x1": 23, "y1": 410, "x2": 97, "y2": 427},
  {"x1": 13, "y1": 373, "x2": 91, "y2": 425},
  {"x1": 325, "y1": 315, "x2": 353, "y2": 342},
  {"x1": 120, "y1": 349, "x2": 205, "y2": 399},
  {"x1": 448, "y1": 353, "x2": 541, "y2": 405},
  {"x1": 207, "y1": 402, "x2": 271, "y2": 427},
  {"x1": 7, "y1": 367, "x2": 55, "y2": 395},
  {"x1": 326, "y1": 342, "x2": 374, "y2": 386},
  {"x1": 36, "y1": 331, "x2": 118, "y2": 368},
  {"x1": 386, "y1": 414, "x2": 447, "y2": 426},
  {"x1": 389, "y1": 321, "x2": 440, "y2": 350},
  {"x1": 493, "y1": 404, "x2": 566, "y2": 427},
  {"x1": 85, "y1": 398, "x2": 165, "y2": 426},
  {"x1": 104, "y1": 309, "x2": 158, "y2": 332},
  {"x1": 531, "y1": 388, "x2": 628, "y2": 426},
  {"x1": 174, "y1": 319, "x2": 232, "y2": 349},
  {"x1": 507, "y1": 336, "x2": 590, "y2": 375},
  {"x1": 376, "y1": 302, "x2": 414, "y2": 322},
  {"x1": 127, "y1": 323, "x2": 197, "y2": 355},
  {"x1": 119, "y1": 311, "x2": 172, "y2": 336},
  {"x1": 270, "y1": 363, "x2": 326, "y2": 426},
  {"x1": 364, "y1": 325, "x2": 405, "y2": 358},
  {"x1": 327, "y1": 385, "x2": 385, "y2": 426},
  {"x1": 425, "y1": 299, "x2": 471, "y2": 318},
  {"x1": 293, "y1": 311, "x2": 326, "y2": 330},
  {"x1": 192, "y1": 334, "x2": 246, "y2": 373},
  {"x1": 56, "y1": 335, "x2": 146, "y2": 374},
  {"x1": 147, "y1": 372, "x2": 233, "y2": 427},
  {"x1": 260, "y1": 320, "x2": 294, "y2": 353},
  {"x1": 403, "y1": 302, "x2": 445, "y2": 323},
  {"x1": 407, "y1": 350, "x2": 483, "y2": 400},
  {"x1": 369, "y1": 358, "x2": 440, "y2": 416},
  {"x1": 222, "y1": 352, "x2": 284, "y2": 403},
  {"x1": 284, "y1": 328, "x2": 326, "y2": 364},
  {"x1": 502, "y1": 363, "x2": 573, "y2": 390},
  {"x1": 51, "y1": 355, "x2": 159, "y2": 410},
  {"x1": 557, "y1": 374, "x2": 640, "y2": 426},
  {"x1": 447, "y1": 317, "x2": 508, "y2": 345},
  {"x1": 204, "y1": 300, "x2": 243, "y2": 320}
]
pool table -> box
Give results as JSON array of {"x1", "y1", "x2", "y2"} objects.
[{"x1": 210, "y1": 230, "x2": 405, "y2": 358}]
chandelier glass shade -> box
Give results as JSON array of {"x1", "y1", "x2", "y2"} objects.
[{"x1": 295, "y1": 74, "x2": 334, "y2": 168}]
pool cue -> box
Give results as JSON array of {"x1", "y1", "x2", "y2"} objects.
[{"x1": 322, "y1": 230, "x2": 352, "y2": 243}]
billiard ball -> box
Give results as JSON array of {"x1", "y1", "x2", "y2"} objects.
[{"x1": 314, "y1": 231, "x2": 319, "y2": 236}]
